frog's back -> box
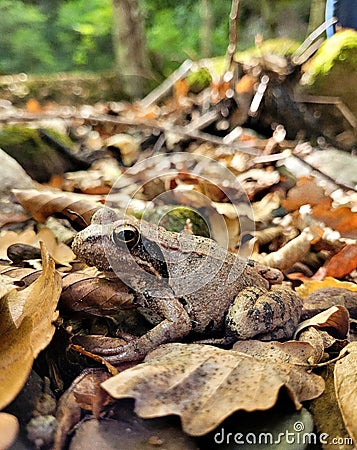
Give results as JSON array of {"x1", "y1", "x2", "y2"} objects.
[{"x1": 164, "y1": 242, "x2": 268, "y2": 333}]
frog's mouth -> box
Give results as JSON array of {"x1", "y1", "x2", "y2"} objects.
[{"x1": 72, "y1": 225, "x2": 112, "y2": 271}]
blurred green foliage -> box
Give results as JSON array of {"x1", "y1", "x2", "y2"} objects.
[{"x1": 0, "y1": 0, "x2": 310, "y2": 75}]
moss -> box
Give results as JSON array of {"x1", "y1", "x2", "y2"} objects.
[
  {"x1": 144, "y1": 206, "x2": 210, "y2": 237},
  {"x1": 302, "y1": 30, "x2": 357, "y2": 83},
  {"x1": 300, "y1": 30, "x2": 357, "y2": 117},
  {"x1": 236, "y1": 38, "x2": 300, "y2": 63},
  {"x1": 185, "y1": 68, "x2": 212, "y2": 93},
  {"x1": 0, "y1": 126, "x2": 76, "y2": 182}
]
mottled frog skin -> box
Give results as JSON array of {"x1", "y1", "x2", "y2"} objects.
[{"x1": 72, "y1": 208, "x2": 302, "y2": 363}]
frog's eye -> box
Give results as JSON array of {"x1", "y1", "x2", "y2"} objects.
[{"x1": 112, "y1": 225, "x2": 139, "y2": 248}]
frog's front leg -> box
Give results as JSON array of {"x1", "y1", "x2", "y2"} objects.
[
  {"x1": 226, "y1": 286, "x2": 302, "y2": 340},
  {"x1": 96, "y1": 296, "x2": 192, "y2": 364}
]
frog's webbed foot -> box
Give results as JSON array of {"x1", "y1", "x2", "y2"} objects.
[{"x1": 93, "y1": 297, "x2": 192, "y2": 364}]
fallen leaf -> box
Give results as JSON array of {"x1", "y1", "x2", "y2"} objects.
[
  {"x1": 294, "y1": 306, "x2": 350, "y2": 340},
  {"x1": 257, "y1": 229, "x2": 314, "y2": 270},
  {"x1": 314, "y1": 244, "x2": 357, "y2": 279},
  {"x1": 0, "y1": 229, "x2": 36, "y2": 260},
  {"x1": 296, "y1": 277, "x2": 357, "y2": 299},
  {"x1": 0, "y1": 412, "x2": 19, "y2": 450},
  {"x1": 101, "y1": 342, "x2": 324, "y2": 436},
  {"x1": 297, "y1": 327, "x2": 325, "y2": 364},
  {"x1": 36, "y1": 228, "x2": 75, "y2": 266},
  {"x1": 60, "y1": 272, "x2": 135, "y2": 317},
  {"x1": 282, "y1": 177, "x2": 328, "y2": 210},
  {"x1": 13, "y1": 189, "x2": 102, "y2": 227},
  {"x1": 0, "y1": 227, "x2": 75, "y2": 266},
  {"x1": 71, "y1": 369, "x2": 112, "y2": 413},
  {"x1": 334, "y1": 343, "x2": 357, "y2": 443},
  {"x1": 312, "y1": 204, "x2": 357, "y2": 239},
  {"x1": 282, "y1": 178, "x2": 357, "y2": 238},
  {"x1": 0, "y1": 242, "x2": 61, "y2": 409},
  {"x1": 252, "y1": 192, "x2": 281, "y2": 223},
  {"x1": 309, "y1": 365, "x2": 353, "y2": 450},
  {"x1": 301, "y1": 287, "x2": 357, "y2": 320}
]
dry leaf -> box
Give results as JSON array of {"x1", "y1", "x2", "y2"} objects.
[
  {"x1": 13, "y1": 189, "x2": 102, "y2": 227},
  {"x1": 257, "y1": 229, "x2": 314, "y2": 270},
  {"x1": 101, "y1": 342, "x2": 324, "y2": 436},
  {"x1": 0, "y1": 242, "x2": 61, "y2": 409},
  {"x1": 71, "y1": 369, "x2": 112, "y2": 413},
  {"x1": 309, "y1": 365, "x2": 353, "y2": 450},
  {"x1": 36, "y1": 228, "x2": 75, "y2": 266},
  {"x1": 314, "y1": 244, "x2": 357, "y2": 280},
  {"x1": 301, "y1": 287, "x2": 357, "y2": 320},
  {"x1": 282, "y1": 177, "x2": 327, "y2": 210},
  {"x1": 0, "y1": 412, "x2": 19, "y2": 450},
  {"x1": 297, "y1": 327, "x2": 325, "y2": 364},
  {"x1": 60, "y1": 272, "x2": 135, "y2": 317},
  {"x1": 312, "y1": 204, "x2": 357, "y2": 239},
  {"x1": 282, "y1": 178, "x2": 357, "y2": 238},
  {"x1": 0, "y1": 227, "x2": 75, "y2": 266},
  {"x1": 294, "y1": 305, "x2": 350, "y2": 340},
  {"x1": 252, "y1": 192, "x2": 281, "y2": 223},
  {"x1": 334, "y1": 343, "x2": 357, "y2": 443},
  {"x1": 0, "y1": 229, "x2": 37, "y2": 260},
  {"x1": 297, "y1": 277, "x2": 357, "y2": 299}
]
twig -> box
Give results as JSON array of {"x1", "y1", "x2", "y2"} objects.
[
  {"x1": 226, "y1": 0, "x2": 241, "y2": 72},
  {"x1": 292, "y1": 17, "x2": 338, "y2": 64},
  {"x1": 183, "y1": 109, "x2": 220, "y2": 134},
  {"x1": 139, "y1": 59, "x2": 193, "y2": 109}
]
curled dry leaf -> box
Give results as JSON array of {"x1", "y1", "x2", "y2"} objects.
[
  {"x1": 313, "y1": 244, "x2": 357, "y2": 280},
  {"x1": 0, "y1": 242, "x2": 61, "y2": 410},
  {"x1": 60, "y1": 272, "x2": 135, "y2": 317},
  {"x1": 294, "y1": 305, "x2": 350, "y2": 340},
  {"x1": 13, "y1": 189, "x2": 102, "y2": 227},
  {"x1": 101, "y1": 342, "x2": 324, "y2": 436},
  {"x1": 334, "y1": 343, "x2": 357, "y2": 443},
  {"x1": 297, "y1": 327, "x2": 325, "y2": 365},
  {"x1": 256, "y1": 228, "x2": 314, "y2": 270}
]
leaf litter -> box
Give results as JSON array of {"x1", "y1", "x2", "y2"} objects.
[{"x1": 0, "y1": 43, "x2": 357, "y2": 449}]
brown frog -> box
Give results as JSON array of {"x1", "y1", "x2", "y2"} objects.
[{"x1": 72, "y1": 208, "x2": 302, "y2": 364}]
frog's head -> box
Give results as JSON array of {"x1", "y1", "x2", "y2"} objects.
[{"x1": 72, "y1": 208, "x2": 169, "y2": 278}]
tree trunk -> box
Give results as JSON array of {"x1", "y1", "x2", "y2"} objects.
[
  {"x1": 112, "y1": 0, "x2": 150, "y2": 99},
  {"x1": 200, "y1": 0, "x2": 213, "y2": 57},
  {"x1": 308, "y1": 0, "x2": 325, "y2": 34}
]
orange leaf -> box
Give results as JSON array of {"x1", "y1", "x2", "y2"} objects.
[
  {"x1": 282, "y1": 177, "x2": 329, "y2": 210},
  {"x1": 311, "y1": 204, "x2": 357, "y2": 238},
  {"x1": 296, "y1": 277, "x2": 357, "y2": 299},
  {"x1": 315, "y1": 244, "x2": 357, "y2": 279}
]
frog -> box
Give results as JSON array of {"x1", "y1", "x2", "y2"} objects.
[{"x1": 72, "y1": 207, "x2": 302, "y2": 364}]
